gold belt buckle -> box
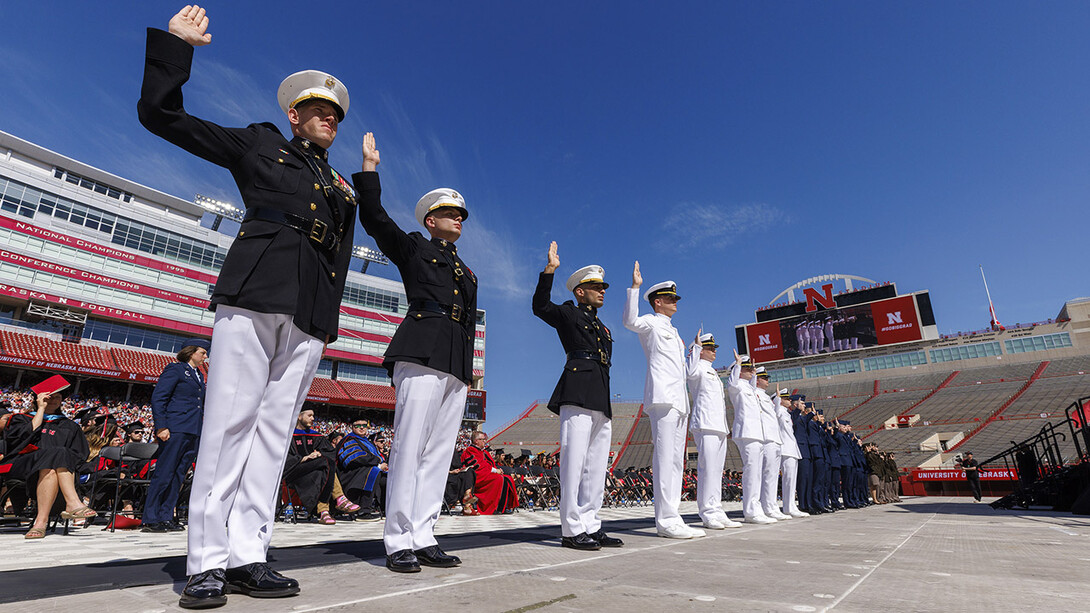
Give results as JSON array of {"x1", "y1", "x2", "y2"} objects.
[
  {"x1": 599, "y1": 350, "x2": 609, "y2": 364},
  {"x1": 450, "y1": 304, "x2": 463, "y2": 322},
  {"x1": 310, "y1": 219, "x2": 328, "y2": 244}
]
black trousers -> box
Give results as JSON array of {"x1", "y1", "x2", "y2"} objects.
[{"x1": 967, "y1": 477, "x2": 982, "y2": 501}]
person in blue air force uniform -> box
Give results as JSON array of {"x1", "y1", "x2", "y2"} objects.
[{"x1": 143, "y1": 338, "x2": 209, "y2": 534}]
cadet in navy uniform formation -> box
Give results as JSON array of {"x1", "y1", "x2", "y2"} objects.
[
  {"x1": 686, "y1": 332, "x2": 742, "y2": 529},
  {"x1": 773, "y1": 388, "x2": 808, "y2": 518},
  {"x1": 532, "y1": 242, "x2": 624, "y2": 551},
  {"x1": 140, "y1": 6, "x2": 361, "y2": 608},
  {"x1": 727, "y1": 352, "x2": 777, "y2": 524},
  {"x1": 352, "y1": 133, "x2": 478, "y2": 573},
  {"x1": 143, "y1": 338, "x2": 209, "y2": 534},
  {"x1": 753, "y1": 368, "x2": 790, "y2": 521},
  {"x1": 624, "y1": 265, "x2": 704, "y2": 539}
]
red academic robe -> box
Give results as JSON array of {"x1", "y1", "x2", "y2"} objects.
[{"x1": 460, "y1": 445, "x2": 518, "y2": 514}]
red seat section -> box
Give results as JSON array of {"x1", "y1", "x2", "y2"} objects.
[
  {"x1": 308, "y1": 377, "x2": 352, "y2": 403},
  {"x1": 336, "y1": 379, "x2": 396, "y2": 410},
  {"x1": 0, "y1": 329, "x2": 117, "y2": 370},
  {"x1": 110, "y1": 347, "x2": 175, "y2": 377}
]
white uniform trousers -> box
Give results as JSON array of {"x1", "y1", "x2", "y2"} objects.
[
  {"x1": 761, "y1": 442, "x2": 782, "y2": 516},
  {"x1": 781, "y1": 456, "x2": 799, "y2": 514},
  {"x1": 384, "y1": 361, "x2": 468, "y2": 554},
  {"x1": 692, "y1": 429, "x2": 728, "y2": 522},
  {"x1": 187, "y1": 306, "x2": 324, "y2": 575},
  {"x1": 648, "y1": 406, "x2": 688, "y2": 530},
  {"x1": 558, "y1": 405, "x2": 612, "y2": 537},
  {"x1": 734, "y1": 437, "x2": 767, "y2": 520}
]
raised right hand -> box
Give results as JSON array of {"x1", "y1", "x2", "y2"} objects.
[
  {"x1": 632, "y1": 261, "x2": 642, "y2": 288},
  {"x1": 168, "y1": 5, "x2": 212, "y2": 46},
  {"x1": 362, "y1": 132, "x2": 381, "y2": 171},
  {"x1": 544, "y1": 241, "x2": 559, "y2": 273}
]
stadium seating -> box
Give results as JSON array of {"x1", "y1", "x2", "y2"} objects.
[
  {"x1": 488, "y1": 402, "x2": 561, "y2": 456},
  {"x1": 109, "y1": 347, "x2": 174, "y2": 377},
  {"x1": 336, "y1": 379, "x2": 396, "y2": 409},
  {"x1": 0, "y1": 329, "x2": 117, "y2": 371},
  {"x1": 307, "y1": 377, "x2": 352, "y2": 403}
]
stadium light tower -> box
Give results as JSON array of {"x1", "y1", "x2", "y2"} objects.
[
  {"x1": 352, "y1": 245, "x2": 390, "y2": 273},
  {"x1": 194, "y1": 194, "x2": 245, "y2": 230}
]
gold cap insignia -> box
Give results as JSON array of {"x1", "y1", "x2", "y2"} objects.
[{"x1": 325, "y1": 76, "x2": 335, "y2": 88}]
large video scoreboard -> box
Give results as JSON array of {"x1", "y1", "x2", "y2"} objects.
[{"x1": 735, "y1": 282, "x2": 937, "y2": 362}]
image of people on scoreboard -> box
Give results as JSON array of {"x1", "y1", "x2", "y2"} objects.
[{"x1": 780, "y1": 306, "x2": 878, "y2": 358}]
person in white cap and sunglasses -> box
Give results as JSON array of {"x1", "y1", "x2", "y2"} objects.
[
  {"x1": 624, "y1": 262, "x2": 704, "y2": 539},
  {"x1": 686, "y1": 331, "x2": 742, "y2": 529},
  {"x1": 532, "y1": 242, "x2": 623, "y2": 551},
  {"x1": 352, "y1": 133, "x2": 477, "y2": 574},
  {"x1": 727, "y1": 350, "x2": 777, "y2": 524},
  {"x1": 775, "y1": 388, "x2": 809, "y2": 518},
  {"x1": 753, "y1": 367, "x2": 789, "y2": 521},
  {"x1": 139, "y1": 6, "x2": 361, "y2": 608}
]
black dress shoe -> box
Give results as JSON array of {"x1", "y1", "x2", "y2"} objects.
[
  {"x1": 414, "y1": 544, "x2": 461, "y2": 567},
  {"x1": 590, "y1": 530, "x2": 624, "y2": 547},
  {"x1": 169, "y1": 520, "x2": 186, "y2": 531},
  {"x1": 386, "y1": 549, "x2": 422, "y2": 573},
  {"x1": 141, "y1": 521, "x2": 170, "y2": 533},
  {"x1": 179, "y1": 569, "x2": 228, "y2": 609},
  {"x1": 561, "y1": 532, "x2": 601, "y2": 551},
  {"x1": 224, "y1": 562, "x2": 299, "y2": 598}
]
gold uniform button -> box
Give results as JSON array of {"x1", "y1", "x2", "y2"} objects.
[
  {"x1": 278, "y1": 158, "x2": 284, "y2": 163},
  {"x1": 454, "y1": 289, "x2": 459, "y2": 295},
  {"x1": 238, "y1": 231, "x2": 245, "y2": 237},
  {"x1": 310, "y1": 203, "x2": 317, "y2": 211},
  {"x1": 416, "y1": 314, "x2": 422, "y2": 318},
  {"x1": 455, "y1": 262, "x2": 461, "y2": 267},
  {"x1": 314, "y1": 183, "x2": 321, "y2": 190},
  {"x1": 431, "y1": 259, "x2": 437, "y2": 263},
  {"x1": 331, "y1": 272, "x2": 336, "y2": 278}
]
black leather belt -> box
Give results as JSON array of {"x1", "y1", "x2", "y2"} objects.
[
  {"x1": 244, "y1": 207, "x2": 340, "y2": 254},
  {"x1": 567, "y1": 350, "x2": 610, "y2": 366},
  {"x1": 408, "y1": 300, "x2": 471, "y2": 326}
]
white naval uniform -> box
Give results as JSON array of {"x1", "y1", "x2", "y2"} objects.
[
  {"x1": 187, "y1": 305, "x2": 325, "y2": 575},
  {"x1": 686, "y1": 342, "x2": 729, "y2": 523},
  {"x1": 727, "y1": 362, "x2": 772, "y2": 520},
  {"x1": 623, "y1": 287, "x2": 689, "y2": 531},
  {"x1": 776, "y1": 399, "x2": 803, "y2": 515},
  {"x1": 754, "y1": 382, "x2": 783, "y2": 516},
  {"x1": 384, "y1": 362, "x2": 468, "y2": 554}
]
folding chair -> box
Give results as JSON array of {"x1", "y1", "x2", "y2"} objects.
[{"x1": 101, "y1": 442, "x2": 159, "y2": 532}]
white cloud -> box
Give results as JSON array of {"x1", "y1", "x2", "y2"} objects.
[{"x1": 657, "y1": 201, "x2": 789, "y2": 251}]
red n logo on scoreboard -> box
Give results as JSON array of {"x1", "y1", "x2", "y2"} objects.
[{"x1": 804, "y1": 283, "x2": 835, "y2": 313}]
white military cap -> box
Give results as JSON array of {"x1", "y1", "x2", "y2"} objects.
[
  {"x1": 565, "y1": 265, "x2": 609, "y2": 292},
  {"x1": 643, "y1": 280, "x2": 681, "y2": 302},
  {"x1": 698, "y1": 333, "x2": 719, "y2": 349},
  {"x1": 415, "y1": 188, "x2": 469, "y2": 227},
  {"x1": 277, "y1": 70, "x2": 350, "y2": 121},
  {"x1": 755, "y1": 366, "x2": 770, "y2": 378},
  {"x1": 778, "y1": 388, "x2": 791, "y2": 398}
]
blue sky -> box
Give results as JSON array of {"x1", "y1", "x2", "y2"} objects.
[{"x1": 1, "y1": 2, "x2": 1087, "y2": 430}]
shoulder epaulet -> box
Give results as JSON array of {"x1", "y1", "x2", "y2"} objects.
[{"x1": 253, "y1": 122, "x2": 283, "y2": 136}]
